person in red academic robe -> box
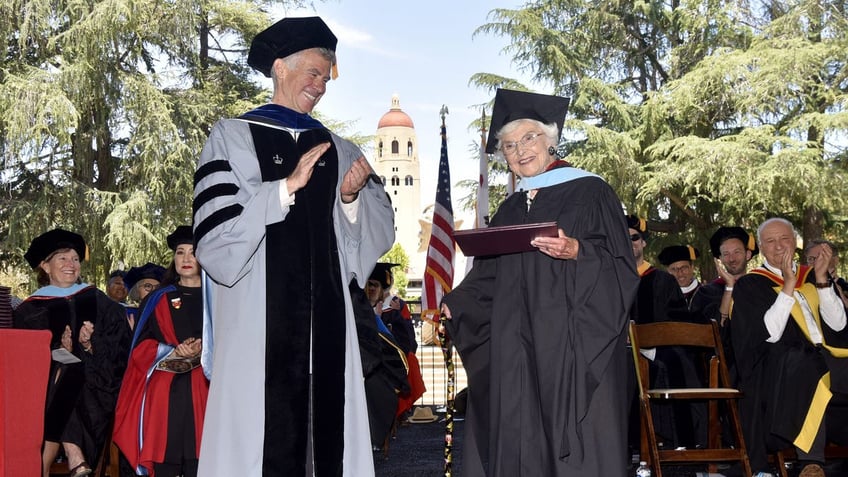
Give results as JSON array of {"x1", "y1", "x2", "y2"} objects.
[{"x1": 113, "y1": 226, "x2": 209, "y2": 477}]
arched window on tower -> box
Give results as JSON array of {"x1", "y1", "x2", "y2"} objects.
[
  {"x1": 405, "y1": 175, "x2": 413, "y2": 186},
  {"x1": 391, "y1": 175, "x2": 400, "y2": 186},
  {"x1": 391, "y1": 140, "x2": 399, "y2": 154},
  {"x1": 378, "y1": 141, "x2": 383, "y2": 158},
  {"x1": 407, "y1": 140, "x2": 413, "y2": 156}
]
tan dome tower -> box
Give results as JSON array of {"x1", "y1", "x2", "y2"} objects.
[{"x1": 374, "y1": 94, "x2": 423, "y2": 279}]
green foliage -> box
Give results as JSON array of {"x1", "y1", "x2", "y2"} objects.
[
  {"x1": 0, "y1": 0, "x2": 323, "y2": 291},
  {"x1": 468, "y1": 0, "x2": 848, "y2": 265}
]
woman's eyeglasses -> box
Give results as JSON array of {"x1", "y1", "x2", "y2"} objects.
[
  {"x1": 500, "y1": 132, "x2": 543, "y2": 157},
  {"x1": 630, "y1": 233, "x2": 642, "y2": 242}
]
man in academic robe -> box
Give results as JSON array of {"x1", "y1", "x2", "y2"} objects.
[
  {"x1": 192, "y1": 17, "x2": 394, "y2": 477},
  {"x1": 732, "y1": 218, "x2": 848, "y2": 477},
  {"x1": 689, "y1": 226, "x2": 758, "y2": 385},
  {"x1": 658, "y1": 244, "x2": 702, "y2": 308},
  {"x1": 625, "y1": 216, "x2": 705, "y2": 450}
]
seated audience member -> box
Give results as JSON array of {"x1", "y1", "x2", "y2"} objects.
[
  {"x1": 13, "y1": 228, "x2": 131, "y2": 477},
  {"x1": 627, "y1": 216, "x2": 705, "y2": 451},
  {"x1": 124, "y1": 262, "x2": 166, "y2": 329},
  {"x1": 806, "y1": 239, "x2": 848, "y2": 310},
  {"x1": 690, "y1": 226, "x2": 758, "y2": 384},
  {"x1": 658, "y1": 245, "x2": 702, "y2": 308},
  {"x1": 732, "y1": 218, "x2": 848, "y2": 477},
  {"x1": 350, "y1": 264, "x2": 410, "y2": 451},
  {"x1": 366, "y1": 263, "x2": 426, "y2": 420},
  {"x1": 106, "y1": 270, "x2": 128, "y2": 303},
  {"x1": 113, "y1": 226, "x2": 208, "y2": 477}
]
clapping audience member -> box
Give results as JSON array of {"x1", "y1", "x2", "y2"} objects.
[
  {"x1": 732, "y1": 218, "x2": 848, "y2": 477},
  {"x1": 13, "y1": 229, "x2": 131, "y2": 477},
  {"x1": 806, "y1": 239, "x2": 848, "y2": 310},
  {"x1": 113, "y1": 226, "x2": 208, "y2": 477}
]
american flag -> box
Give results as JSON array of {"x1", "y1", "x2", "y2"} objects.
[{"x1": 421, "y1": 108, "x2": 455, "y2": 323}]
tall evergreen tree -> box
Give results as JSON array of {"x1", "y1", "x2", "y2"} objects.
[
  {"x1": 0, "y1": 1, "x2": 319, "y2": 286},
  {"x1": 470, "y1": 0, "x2": 848, "y2": 273}
]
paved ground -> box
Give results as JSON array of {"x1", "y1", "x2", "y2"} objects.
[{"x1": 374, "y1": 407, "x2": 848, "y2": 477}]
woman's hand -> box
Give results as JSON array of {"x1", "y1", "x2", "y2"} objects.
[
  {"x1": 440, "y1": 303, "x2": 452, "y2": 320},
  {"x1": 79, "y1": 321, "x2": 94, "y2": 353},
  {"x1": 531, "y1": 229, "x2": 579, "y2": 260},
  {"x1": 61, "y1": 325, "x2": 73, "y2": 352},
  {"x1": 174, "y1": 337, "x2": 202, "y2": 358}
]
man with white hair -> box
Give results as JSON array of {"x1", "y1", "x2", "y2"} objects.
[
  {"x1": 192, "y1": 16, "x2": 394, "y2": 477},
  {"x1": 732, "y1": 218, "x2": 848, "y2": 477}
]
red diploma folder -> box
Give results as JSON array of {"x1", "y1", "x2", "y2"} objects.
[{"x1": 453, "y1": 222, "x2": 559, "y2": 256}]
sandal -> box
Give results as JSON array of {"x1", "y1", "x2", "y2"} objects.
[{"x1": 68, "y1": 461, "x2": 92, "y2": 477}]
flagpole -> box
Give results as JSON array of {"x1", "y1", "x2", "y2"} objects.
[
  {"x1": 434, "y1": 105, "x2": 455, "y2": 477},
  {"x1": 476, "y1": 110, "x2": 489, "y2": 229}
]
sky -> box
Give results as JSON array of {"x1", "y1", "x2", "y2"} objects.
[{"x1": 282, "y1": 0, "x2": 533, "y2": 227}]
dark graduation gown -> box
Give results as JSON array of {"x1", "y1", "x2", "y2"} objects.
[
  {"x1": 13, "y1": 284, "x2": 131, "y2": 464},
  {"x1": 443, "y1": 172, "x2": 639, "y2": 476},
  {"x1": 732, "y1": 265, "x2": 848, "y2": 470},
  {"x1": 113, "y1": 285, "x2": 209, "y2": 476}
]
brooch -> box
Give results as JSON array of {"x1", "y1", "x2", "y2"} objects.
[{"x1": 171, "y1": 297, "x2": 182, "y2": 309}]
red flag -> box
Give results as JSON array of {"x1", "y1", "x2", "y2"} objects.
[{"x1": 421, "y1": 112, "x2": 455, "y2": 323}]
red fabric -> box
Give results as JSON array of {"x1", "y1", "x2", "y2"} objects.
[
  {"x1": 113, "y1": 295, "x2": 209, "y2": 476},
  {"x1": 0, "y1": 329, "x2": 51, "y2": 477},
  {"x1": 396, "y1": 352, "x2": 426, "y2": 417}
]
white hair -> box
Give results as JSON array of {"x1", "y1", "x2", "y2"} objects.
[{"x1": 757, "y1": 217, "x2": 798, "y2": 245}]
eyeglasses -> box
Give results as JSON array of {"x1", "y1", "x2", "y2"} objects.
[
  {"x1": 630, "y1": 233, "x2": 642, "y2": 242},
  {"x1": 500, "y1": 132, "x2": 543, "y2": 156},
  {"x1": 140, "y1": 283, "x2": 157, "y2": 291}
]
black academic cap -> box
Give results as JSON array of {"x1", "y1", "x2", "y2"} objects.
[
  {"x1": 709, "y1": 226, "x2": 758, "y2": 259},
  {"x1": 626, "y1": 215, "x2": 648, "y2": 234},
  {"x1": 248, "y1": 16, "x2": 338, "y2": 78},
  {"x1": 124, "y1": 262, "x2": 166, "y2": 291},
  {"x1": 166, "y1": 226, "x2": 194, "y2": 251},
  {"x1": 369, "y1": 262, "x2": 399, "y2": 289},
  {"x1": 486, "y1": 89, "x2": 570, "y2": 154},
  {"x1": 658, "y1": 245, "x2": 700, "y2": 266},
  {"x1": 24, "y1": 229, "x2": 87, "y2": 269}
]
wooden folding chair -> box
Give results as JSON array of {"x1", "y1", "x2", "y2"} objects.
[{"x1": 629, "y1": 319, "x2": 751, "y2": 477}]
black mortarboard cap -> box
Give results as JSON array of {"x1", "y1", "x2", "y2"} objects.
[
  {"x1": 24, "y1": 229, "x2": 87, "y2": 269},
  {"x1": 486, "y1": 89, "x2": 570, "y2": 154},
  {"x1": 658, "y1": 245, "x2": 700, "y2": 266},
  {"x1": 709, "y1": 226, "x2": 758, "y2": 259},
  {"x1": 166, "y1": 226, "x2": 194, "y2": 251},
  {"x1": 369, "y1": 262, "x2": 399, "y2": 289},
  {"x1": 248, "y1": 16, "x2": 338, "y2": 78},
  {"x1": 124, "y1": 262, "x2": 166, "y2": 291},
  {"x1": 626, "y1": 215, "x2": 648, "y2": 233}
]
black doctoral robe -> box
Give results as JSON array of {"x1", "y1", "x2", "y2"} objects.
[
  {"x1": 443, "y1": 171, "x2": 639, "y2": 476},
  {"x1": 14, "y1": 285, "x2": 131, "y2": 465},
  {"x1": 732, "y1": 265, "x2": 848, "y2": 471}
]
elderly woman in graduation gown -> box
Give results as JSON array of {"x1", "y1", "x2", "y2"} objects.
[
  {"x1": 440, "y1": 89, "x2": 639, "y2": 476},
  {"x1": 113, "y1": 226, "x2": 209, "y2": 477},
  {"x1": 13, "y1": 229, "x2": 131, "y2": 477}
]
